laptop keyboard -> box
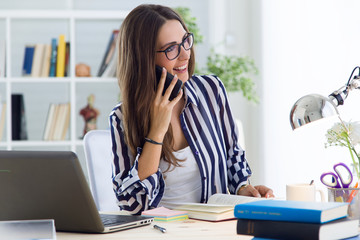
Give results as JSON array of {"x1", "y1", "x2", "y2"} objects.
[{"x1": 101, "y1": 214, "x2": 128, "y2": 226}]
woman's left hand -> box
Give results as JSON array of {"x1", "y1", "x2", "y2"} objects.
[{"x1": 237, "y1": 184, "x2": 274, "y2": 198}]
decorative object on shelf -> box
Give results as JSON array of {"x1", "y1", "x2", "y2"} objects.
[
  {"x1": 79, "y1": 94, "x2": 99, "y2": 138},
  {"x1": 75, "y1": 63, "x2": 91, "y2": 77},
  {"x1": 175, "y1": 7, "x2": 259, "y2": 103}
]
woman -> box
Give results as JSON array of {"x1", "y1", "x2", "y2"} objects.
[{"x1": 109, "y1": 4, "x2": 274, "y2": 214}]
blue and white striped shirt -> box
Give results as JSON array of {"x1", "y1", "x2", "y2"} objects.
[{"x1": 109, "y1": 75, "x2": 252, "y2": 214}]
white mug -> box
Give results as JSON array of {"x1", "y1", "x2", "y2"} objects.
[{"x1": 286, "y1": 183, "x2": 325, "y2": 202}]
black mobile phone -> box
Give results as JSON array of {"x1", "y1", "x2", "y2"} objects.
[{"x1": 155, "y1": 65, "x2": 183, "y2": 101}]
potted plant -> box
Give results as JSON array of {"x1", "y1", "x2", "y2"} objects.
[{"x1": 175, "y1": 7, "x2": 259, "y2": 103}]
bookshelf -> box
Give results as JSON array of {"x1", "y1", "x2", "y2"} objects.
[{"x1": 0, "y1": 9, "x2": 128, "y2": 173}]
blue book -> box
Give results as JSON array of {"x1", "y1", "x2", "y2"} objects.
[
  {"x1": 22, "y1": 45, "x2": 35, "y2": 76},
  {"x1": 49, "y1": 38, "x2": 57, "y2": 77},
  {"x1": 234, "y1": 199, "x2": 348, "y2": 223}
]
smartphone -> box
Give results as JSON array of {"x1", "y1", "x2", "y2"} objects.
[{"x1": 155, "y1": 65, "x2": 183, "y2": 101}]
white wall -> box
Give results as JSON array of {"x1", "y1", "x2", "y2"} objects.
[
  {"x1": 210, "y1": 0, "x2": 360, "y2": 198},
  {"x1": 259, "y1": 0, "x2": 360, "y2": 198}
]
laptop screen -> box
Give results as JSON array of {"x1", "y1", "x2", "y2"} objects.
[{"x1": 0, "y1": 150, "x2": 109, "y2": 232}]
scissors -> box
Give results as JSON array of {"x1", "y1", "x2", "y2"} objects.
[{"x1": 320, "y1": 162, "x2": 353, "y2": 189}]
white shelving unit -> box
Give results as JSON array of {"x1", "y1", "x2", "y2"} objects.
[{"x1": 0, "y1": 10, "x2": 128, "y2": 168}]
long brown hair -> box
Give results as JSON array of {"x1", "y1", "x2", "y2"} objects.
[{"x1": 117, "y1": 4, "x2": 195, "y2": 167}]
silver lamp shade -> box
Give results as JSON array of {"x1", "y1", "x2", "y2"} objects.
[{"x1": 290, "y1": 94, "x2": 339, "y2": 130}]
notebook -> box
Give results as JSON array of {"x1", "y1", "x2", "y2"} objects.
[{"x1": 0, "y1": 150, "x2": 153, "y2": 233}]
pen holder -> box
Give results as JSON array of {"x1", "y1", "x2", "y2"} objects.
[{"x1": 327, "y1": 187, "x2": 360, "y2": 221}]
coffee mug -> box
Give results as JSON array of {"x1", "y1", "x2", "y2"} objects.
[{"x1": 286, "y1": 183, "x2": 325, "y2": 202}]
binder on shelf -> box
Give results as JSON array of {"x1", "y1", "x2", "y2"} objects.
[
  {"x1": 22, "y1": 45, "x2": 35, "y2": 76},
  {"x1": 56, "y1": 34, "x2": 66, "y2": 77},
  {"x1": 97, "y1": 30, "x2": 119, "y2": 77},
  {"x1": 11, "y1": 94, "x2": 27, "y2": 140},
  {"x1": 49, "y1": 38, "x2": 57, "y2": 77}
]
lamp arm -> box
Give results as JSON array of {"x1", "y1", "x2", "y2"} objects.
[{"x1": 328, "y1": 66, "x2": 360, "y2": 107}]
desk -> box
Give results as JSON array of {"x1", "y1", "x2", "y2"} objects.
[{"x1": 56, "y1": 219, "x2": 253, "y2": 240}]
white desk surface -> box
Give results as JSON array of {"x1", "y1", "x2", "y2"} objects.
[{"x1": 56, "y1": 219, "x2": 253, "y2": 240}]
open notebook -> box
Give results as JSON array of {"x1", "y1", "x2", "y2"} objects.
[{"x1": 0, "y1": 150, "x2": 153, "y2": 233}]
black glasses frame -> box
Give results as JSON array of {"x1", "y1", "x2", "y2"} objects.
[{"x1": 156, "y1": 33, "x2": 194, "y2": 61}]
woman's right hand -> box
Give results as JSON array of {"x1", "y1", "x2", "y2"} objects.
[{"x1": 147, "y1": 67, "x2": 183, "y2": 143}]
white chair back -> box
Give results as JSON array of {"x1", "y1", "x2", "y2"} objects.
[{"x1": 83, "y1": 129, "x2": 119, "y2": 211}]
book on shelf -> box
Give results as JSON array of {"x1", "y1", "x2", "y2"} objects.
[
  {"x1": 172, "y1": 193, "x2": 263, "y2": 222},
  {"x1": 64, "y1": 42, "x2": 70, "y2": 77},
  {"x1": 0, "y1": 102, "x2": 6, "y2": 141},
  {"x1": 11, "y1": 94, "x2": 27, "y2": 140},
  {"x1": 141, "y1": 207, "x2": 188, "y2": 222},
  {"x1": 31, "y1": 44, "x2": 46, "y2": 77},
  {"x1": 22, "y1": 45, "x2": 35, "y2": 76},
  {"x1": 0, "y1": 40, "x2": 5, "y2": 78},
  {"x1": 236, "y1": 217, "x2": 359, "y2": 240},
  {"x1": 40, "y1": 44, "x2": 52, "y2": 77},
  {"x1": 49, "y1": 38, "x2": 57, "y2": 77},
  {"x1": 234, "y1": 199, "x2": 348, "y2": 224},
  {"x1": 56, "y1": 34, "x2": 66, "y2": 77},
  {"x1": 97, "y1": 30, "x2": 119, "y2": 77},
  {"x1": 43, "y1": 102, "x2": 70, "y2": 141}
]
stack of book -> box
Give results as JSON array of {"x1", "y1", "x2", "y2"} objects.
[
  {"x1": 43, "y1": 102, "x2": 70, "y2": 141},
  {"x1": 234, "y1": 199, "x2": 359, "y2": 239},
  {"x1": 141, "y1": 207, "x2": 188, "y2": 222},
  {"x1": 22, "y1": 34, "x2": 70, "y2": 78}
]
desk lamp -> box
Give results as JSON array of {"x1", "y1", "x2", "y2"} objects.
[{"x1": 290, "y1": 66, "x2": 360, "y2": 130}]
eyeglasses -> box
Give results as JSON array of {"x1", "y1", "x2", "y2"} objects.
[{"x1": 156, "y1": 33, "x2": 194, "y2": 61}]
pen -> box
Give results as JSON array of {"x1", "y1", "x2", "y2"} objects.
[
  {"x1": 153, "y1": 224, "x2": 166, "y2": 233},
  {"x1": 347, "y1": 182, "x2": 359, "y2": 203}
]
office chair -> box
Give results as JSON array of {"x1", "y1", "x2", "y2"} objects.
[
  {"x1": 83, "y1": 129, "x2": 120, "y2": 212},
  {"x1": 235, "y1": 118, "x2": 246, "y2": 150}
]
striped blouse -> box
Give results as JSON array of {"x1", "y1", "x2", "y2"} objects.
[{"x1": 109, "y1": 75, "x2": 252, "y2": 214}]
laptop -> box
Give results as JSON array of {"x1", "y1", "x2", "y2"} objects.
[{"x1": 0, "y1": 150, "x2": 153, "y2": 233}]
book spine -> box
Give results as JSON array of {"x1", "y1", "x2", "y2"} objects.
[
  {"x1": 41, "y1": 44, "x2": 52, "y2": 77},
  {"x1": 56, "y1": 34, "x2": 66, "y2": 77},
  {"x1": 31, "y1": 44, "x2": 46, "y2": 77},
  {"x1": 49, "y1": 38, "x2": 57, "y2": 77},
  {"x1": 64, "y1": 42, "x2": 70, "y2": 77},
  {"x1": 22, "y1": 45, "x2": 35, "y2": 76},
  {"x1": 97, "y1": 30, "x2": 119, "y2": 77},
  {"x1": 11, "y1": 94, "x2": 27, "y2": 140},
  {"x1": 236, "y1": 219, "x2": 320, "y2": 240},
  {"x1": 234, "y1": 202, "x2": 322, "y2": 223}
]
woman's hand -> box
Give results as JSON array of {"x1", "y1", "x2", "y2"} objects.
[
  {"x1": 237, "y1": 184, "x2": 275, "y2": 198},
  {"x1": 147, "y1": 67, "x2": 183, "y2": 142}
]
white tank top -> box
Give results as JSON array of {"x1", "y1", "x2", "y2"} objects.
[{"x1": 158, "y1": 146, "x2": 202, "y2": 209}]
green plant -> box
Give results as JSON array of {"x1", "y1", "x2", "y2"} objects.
[
  {"x1": 175, "y1": 7, "x2": 203, "y2": 45},
  {"x1": 175, "y1": 6, "x2": 259, "y2": 103},
  {"x1": 206, "y1": 50, "x2": 259, "y2": 103}
]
